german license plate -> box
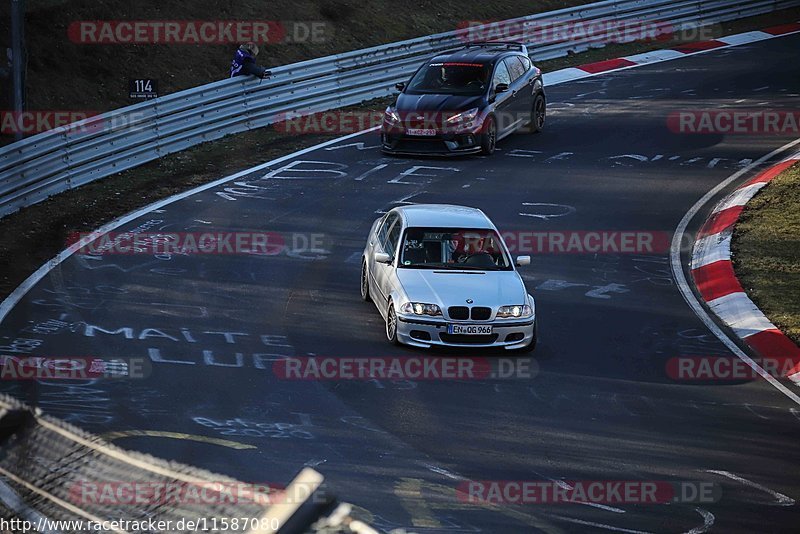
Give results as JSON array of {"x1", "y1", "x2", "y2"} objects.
[
  {"x1": 406, "y1": 128, "x2": 436, "y2": 136},
  {"x1": 448, "y1": 324, "x2": 492, "y2": 335}
]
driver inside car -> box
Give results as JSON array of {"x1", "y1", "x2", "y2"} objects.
[{"x1": 448, "y1": 233, "x2": 482, "y2": 262}]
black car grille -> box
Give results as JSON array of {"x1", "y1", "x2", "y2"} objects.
[
  {"x1": 471, "y1": 307, "x2": 491, "y2": 320},
  {"x1": 448, "y1": 306, "x2": 469, "y2": 320},
  {"x1": 448, "y1": 306, "x2": 492, "y2": 320},
  {"x1": 440, "y1": 333, "x2": 499, "y2": 345},
  {"x1": 394, "y1": 139, "x2": 447, "y2": 153}
]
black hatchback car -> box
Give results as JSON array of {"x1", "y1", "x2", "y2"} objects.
[{"x1": 381, "y1": 42, "x2": 546, "y2": 156}]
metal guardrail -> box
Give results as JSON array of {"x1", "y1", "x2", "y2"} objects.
[{"x1": 0, "y1": 0, "x2": 797, "y2": 218}]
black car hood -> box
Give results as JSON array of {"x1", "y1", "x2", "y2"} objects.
[{"x1": 395, "y1": 93, "x2": 484, "y2": 114}]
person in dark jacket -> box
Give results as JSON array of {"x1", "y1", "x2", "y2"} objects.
[{"x1": 230, "y1": 43, "x2": 271, "y2": 78}]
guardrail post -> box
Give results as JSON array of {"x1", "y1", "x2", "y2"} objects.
[{"x1": 10, "y1": 0, "x2": 26, "y2": 143}]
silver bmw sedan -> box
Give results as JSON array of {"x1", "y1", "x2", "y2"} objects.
[{"x1": 361, "y1": 204, "x2": 536, "y2": 351}]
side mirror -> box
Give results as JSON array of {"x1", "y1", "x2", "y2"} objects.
[
  {"x1": 395, "y1": 82, "x2": 406, "y2": 92},
  {"x1": 495, "y1": 82, "x2": 509, "y2": 94},
  {"x1": 515, "y1": 255, "x2": 531, "y2": 266},
  {"x1": 375, "y1": 252, "x2": 392, "y2": 264}
]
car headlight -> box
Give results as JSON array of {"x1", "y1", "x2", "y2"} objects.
[
  {"x1": 446, "y1": 107, "x2": 479, "y2": 125},
  {"x1": 384, "y1": 107, "x2": 401, "y2": 126},
  {"x1": 400, "y1": 302, "x2": 443, "y2": 316},
  {"x1": 497, "y1": 305, "x2": 533, "y2": 318}
]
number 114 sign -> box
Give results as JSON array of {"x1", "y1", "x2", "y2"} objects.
[{"x1": 129, "y1": 79, "x2": 159, "y2": 100}]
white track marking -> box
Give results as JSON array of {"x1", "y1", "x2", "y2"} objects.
[
  {"x1": 545, "y1": 513, "x2": 652, "y2": 533},
  {"x1": 0, "y1": 127, "x2": 380, "y2": 324},
  {"x1": 420, "y1": 463, "x2": 461, "y2": 480},
  {"x1": 323, "y1": 142, "x2": 378, "y2": 151},
  {"x1": 580, "y1": 502, "x2": 626, "y2": 513},
  {"x1": 519, "y1": 202, "x2": 576, "y2": 219},
  {"x1": 670, "y1": 137, "x2": 800, "y2": 407},
  {"x1": 354, "y1": 163, "x2": 388, "y2": 181},
  {"x1": 685, "y1": 508, "x2": 715, "y2": 534},
  {"x1": 527, "y1": 472, "x2": 627, "y2": 514},
  {"x1": 705, "y1": 470, "x2": 795, "y2": 506}
]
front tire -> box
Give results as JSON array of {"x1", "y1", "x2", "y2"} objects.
[
  {"x1": 360, "y1": 258, "x2": 371, "y2": 302},
  {"x1": 480, "y1": 116, "x2": 497, "y2": 155},
  {"x1": 385, "y1": 300, "x2": 400, "y2": 345}
]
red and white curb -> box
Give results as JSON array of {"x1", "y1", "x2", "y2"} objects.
[
  {"x1": 543, "y1": 22, "x2": 800, "y2": 86},
  {"x1": 690, "y1": 152, "x2": 800, "y2": 384}
]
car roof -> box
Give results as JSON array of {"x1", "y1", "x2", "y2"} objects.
[
  {"x1": 393, "y1": 204, "x2": 495, "y2": 229},
  {"x1": 430, "y1": 47, "x2": 519, "y2": 65}
]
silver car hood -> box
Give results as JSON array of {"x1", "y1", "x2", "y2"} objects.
[{"x1": 396, "y1": 268, "x2": 527, "y2": 308}]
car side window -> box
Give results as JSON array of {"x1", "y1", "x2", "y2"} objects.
[
  {"x1": 492, "y1": 61, "x2": 512, "y2": 88},
  {"x1": 519, "y1": 55, "x2": 532, "y2": 72},
  {"x1": 504, "y1": 57, "x2": 526, "y2": 82},
  {"x1": 376, "y1": 214, "x2": 391, "y2": 244},
  {"x1": 379, "y1": 213, "x2": 399, "y2": 252},
  {"x1": 384, "y1": 217, "x2": 402, "y2": 257}
]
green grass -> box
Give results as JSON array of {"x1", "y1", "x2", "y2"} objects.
[{"x1": 732, "y1": 163, "x2": 800, "y2": 346}]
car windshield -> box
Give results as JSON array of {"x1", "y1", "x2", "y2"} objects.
[
  {"x1": 399, "y1": 227, "x2": 512, "y2": 270},
  {"x1": 405, "y1": 62, "x2": 492, "y2": 95}
]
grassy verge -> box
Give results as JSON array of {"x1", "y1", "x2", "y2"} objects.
[
  {"x1": 1, "y1": 7, "x2": 799, "y2": 301},
  {"x1": 2, "y1": 0, "x2": 596, "y2": 128},
  {"x1": 732, "y1": 162, "x2": 800, "y2": 346}
]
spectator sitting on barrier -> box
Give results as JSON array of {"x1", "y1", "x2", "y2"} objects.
[{"x1": 230, "y1": 43, "x2": 272, "y2": 79}]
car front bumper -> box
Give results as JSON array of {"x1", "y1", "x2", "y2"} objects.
[
  {"x1": 380, "y1": 130, "x2": 483, "y2": 156},
  {"x1": 396, "y1": 315, "x2": 535, "y2": 349}
]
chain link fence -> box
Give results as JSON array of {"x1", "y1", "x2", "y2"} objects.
[{"x1": 0, "y1": 395, "x2": 376, "y2": 533}]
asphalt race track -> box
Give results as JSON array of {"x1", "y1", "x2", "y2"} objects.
[{"x1": 2, "y1": 33, "x2": 800, "y2": 533}]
